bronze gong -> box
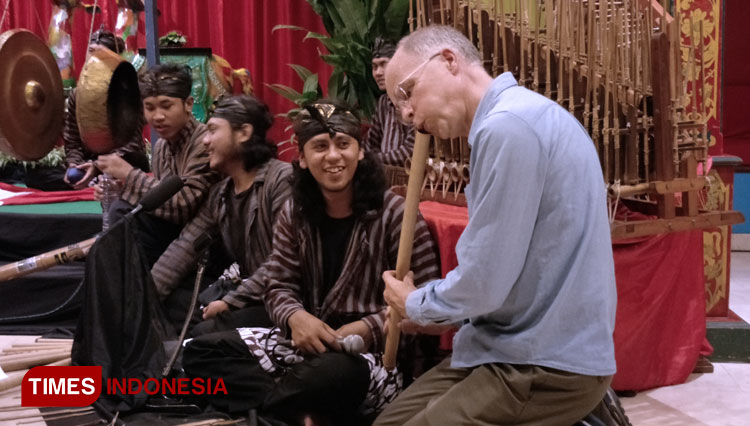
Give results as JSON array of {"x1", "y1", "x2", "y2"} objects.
[
  {"x1": 76, "y1": 46, "x2": 142, "y2": 154},
  {"x1": 0, "y1": 29, "x2": 65, "y2": 161}
]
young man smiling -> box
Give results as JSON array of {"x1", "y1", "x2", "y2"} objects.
[
  {"x1": 182, "y1": 101, "x2": 440, "y2": 424},
  {"x1": 151, "y1": 95, "x2": 292, "y2": 334},
  {"x1": 96, "y1": 63, "x2": 220, "y2": 266}
]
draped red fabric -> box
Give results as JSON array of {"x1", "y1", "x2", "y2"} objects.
[{"x1": 2, "y1": 0, "x2": 333, "y2": 159}]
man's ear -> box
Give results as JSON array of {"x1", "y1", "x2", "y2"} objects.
[
  {"x1": 358, "y1": 146, "x2": 365, "y2": 161},
  {"x1": 237, "y1": 123, "x2": 254, "y2": 143},
  {"x1": 184, "y1": 96, "x2": 195, "y2": 110},
  {"x1": 442, "y1": 49, "x2": 459, "y2": 75},
  {"x1": 298, "y1": 150, "x2": 308, "y2": 169}
]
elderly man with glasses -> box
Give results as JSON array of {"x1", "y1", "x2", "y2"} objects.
[{"x1": 377, "y1": 25, "x2": 618, "y2": 426}]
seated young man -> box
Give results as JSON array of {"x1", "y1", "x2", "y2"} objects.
[
  {"x1": 182, "y1": 101, "x2": 441, "y2": 424},
  {"x1": 150, "y1": 95, "x2": 293, "y2": 334},
  {"x1": 96, "y1": 63, "x2": 220, "y2": 266},
  {"x1": 364, "y1": 37, "x2": 415, "y2": 166},
  {"x1": 24, "y1": 29, "x2": 148, "y2": 191}
]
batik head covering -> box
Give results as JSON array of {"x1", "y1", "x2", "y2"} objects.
[
  {"x1": 139, "y1": 63, "x2": 192, "y2": 99},
  {"x1": 372, "y1": 37, "x2": 397, "y2": 59},
  {"x1": 292, "y1": 101, "x2": 361, "y2": 147}
]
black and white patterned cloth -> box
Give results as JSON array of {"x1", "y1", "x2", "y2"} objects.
[{"x1": 237, "y1": 327, "x2": 403, "y2": 415}]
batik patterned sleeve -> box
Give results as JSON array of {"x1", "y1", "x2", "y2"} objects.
[
  {"x1": 151, "y1": 186, "x2": 221, "y2": 299},
  {"x1": 263, "y1": 201, "x2": 306, "y2": 336}
]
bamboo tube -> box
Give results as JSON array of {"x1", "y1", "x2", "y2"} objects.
[
  {"x1": 544, "y1": 0, "x2": 552, "y2": 98},
  {"x1": 499, "y1": 0, "x2": 507, "y2": 73},
  {"x1": 556, "y1": 0, "x2": 565, "y2": 103},
  {"x1": 0, "y1": 237, "x2": 97, "y2": 282},
  {"x1": 35, "y1": 338, "x2": 73, "y2": 344},
  {"x1": 0, "y1": 358, "x2": 70, "y2": 392},
  {"x1": 0, "y1": 350, "x2": 70, "y2": 372},
  {"x1": 409, "y1": 0, "x2": 414, "y2": 32},
  {"x1": 383, "y1": 132, "x2": 431, "y2": 371},
  {"x1": 492, "y1": 0, "x2": 499, "y2": 75},
  {"x1": 0, "y1": 407, "x2": 93, "y2": 422},
  {"x1": 532, "y1": 1, "x2": 540, "y2": 91},
  {"x1": 2, "y1": 346, "x2": 71, "y2": 354},
  {"x1": 567, "y1": 0, "x2": 575, "y2": 113}
]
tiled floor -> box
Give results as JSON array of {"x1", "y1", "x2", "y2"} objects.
[
  {"x1": 620, "y1": 251, "x2": 750, "y2": 426},
  {"x1": 2, "y1": 255, "x2": 749, "y2": 425}
]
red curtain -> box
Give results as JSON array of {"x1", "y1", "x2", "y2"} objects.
[
  {"x1": 723, "y1": 0, "x2": 750, "y2": 164},
  {"x1": 1, "y1": 0, "x2": 333, "y2": 158}
]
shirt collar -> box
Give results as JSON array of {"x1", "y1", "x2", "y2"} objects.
[{"x1": 470, "y1": 72, "x2": 518, "y2": 146}]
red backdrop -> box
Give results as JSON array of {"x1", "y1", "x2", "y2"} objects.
[
  {"x1": 1, "y1": 0, "x2": 333, "y2": 158},
  {"x1": 722, "y1": 0, "x2": 750, "y2": 164}
]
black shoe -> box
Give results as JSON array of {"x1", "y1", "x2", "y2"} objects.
[
  {"x1": 591, "y1": 388, "x2": 633, "y2": 426},
  {"x1": 145, "y1": 395, "x2": 203, "y2": 415}
]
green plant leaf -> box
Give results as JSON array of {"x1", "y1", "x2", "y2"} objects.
[
  {"x1": 383, "y1": 0, "x2": 410, "y2": 39},
  {"x1": 306, "y1": 0, "x2": 335, "y2": 34},
  {"x1": 302, "y1": 74, "x2": 320, "y2": 98},
  {"x1": 302, "y1": 32, "x2": 343, "y2": 53},
  {"x1": 288, "y1": 64, "x2": 314, "y2": 83},
  {"x1": 323, "y1": 2, "x2": 346, "y2": 35},
  {"x1": 272, "y1": 24, "x2": 312, "y2": 33},
  {"x1": 329, "y1": 0, "x2": 368, "y2": 38},
  {"x1": 367, "y1": 0, "x2": 384, "y2": 31},
  {"x1": 265, "y1": 83, "x2": 303, "y2": 103},
  {"x1": 328, "y1": 69, "x2": 344, "y2": 99}
]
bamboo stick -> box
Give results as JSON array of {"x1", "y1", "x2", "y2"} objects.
[
  {"x1": 0, "y1": 350, "x2": 70, "y2": 372},
  {"x1": 383, "y1": 132, "x2": 431, "y2": 371},
  {"x1": 556, "y1": 0, "x2": 565, "y2": 103},
  {"x1": 544, "y1": 0, "x2": 552, "y2": 98},
  {"x1": 499, "y1": 0, "x2": 508, "y2": 73},
  {"x1": 0, "y1": 358, "x2": 70, "y2": 393}
]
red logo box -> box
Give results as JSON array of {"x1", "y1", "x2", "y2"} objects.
[{"x1": 22, "y1": 366, "x2": 102, "y2": 407}]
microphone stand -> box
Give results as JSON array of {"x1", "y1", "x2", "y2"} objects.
[{"x1": 161, "y1": 235, "x2": 211, "y2": 377}]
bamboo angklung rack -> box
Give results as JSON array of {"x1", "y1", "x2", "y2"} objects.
[{"x1": 403, "y1": 0, "x2": 743, "y2": 238}]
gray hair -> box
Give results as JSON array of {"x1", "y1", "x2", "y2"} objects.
[{"x1": 398, "y1": 25, "x2": 482, "y2": 65}]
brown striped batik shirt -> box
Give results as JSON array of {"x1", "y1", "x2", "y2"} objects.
[
  {"x1": 364, "y1": 94, "x2": 415, "y2": 167},
  {"x1": 120, "y1": 117, "x2": 220, "y2": 225},
  {"x1": 264, "y1": 190, "x2": 441, "y2": 352},
  {"x1": 64, "y1": 88, "x2": 147, "y2": 167},
  {"x1": 151, "y1": 159, "x2": 293, "y2": 299}
]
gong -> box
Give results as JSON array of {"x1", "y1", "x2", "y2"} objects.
[{"x1": 0, "y1": 29, "x2": 65, "y2": 161}]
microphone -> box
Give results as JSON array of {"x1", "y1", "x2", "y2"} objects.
[
  {"x1": 337, "y1": 334, "x2": 365, "y2": 354},
  {"x1": 128, "y1": 175, "x2": 184, "y2": 216},
  {"x1": 278, "y1": 334, "x2": 366, "y2": 354}
]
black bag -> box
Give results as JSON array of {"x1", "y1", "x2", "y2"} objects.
[{"x1": 72, "y1": 217, "x2": 176, "y2": 412}]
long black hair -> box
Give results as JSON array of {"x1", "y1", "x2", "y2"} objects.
[
  {"x1": 291, "y1": 149, "x2": 387, "y2": 226},
  {"x1": 212, "y1": 95, "x2": 277, "y2": 171}
]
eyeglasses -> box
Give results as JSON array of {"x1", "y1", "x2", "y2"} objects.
[{"x1": 393, "y1": 52, "x2": 440, "y2": 117}]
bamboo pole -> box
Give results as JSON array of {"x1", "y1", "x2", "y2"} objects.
[
  {"x1": 409, "y1": 0, "x2": 414, "y2": 32},
  {"x1": 492, "y1": 0, "x2": 499, "y2": 75},
  {"x1": 383, "y1": 132, "x2": 431, "y2": 371},
  {"x1": 0, "y1": 358, "x2": 70, "y2": 393},
  {"x1": 0, "y1": 350, "x2": 70, "y2": 372},
  {"x1": 544, "y1": 0, "x2": 552, "y2": 98},
  {"x1": 499, "y1": 0, "x2": 508, "y2": 73}
]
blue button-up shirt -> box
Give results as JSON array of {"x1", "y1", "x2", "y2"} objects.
[{"x1": 406, "y1": 73, "x2": 617, "y2": 376}]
